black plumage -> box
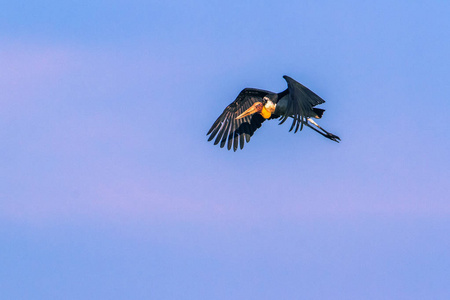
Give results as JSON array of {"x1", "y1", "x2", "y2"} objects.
[
  {"x1": 207, "y1": 76, "x2": 340, "y2": 151},
  {"x1": 206, "y1": 88, "x2": 270, "y2": 151}
]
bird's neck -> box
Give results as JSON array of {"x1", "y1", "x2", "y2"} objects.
[
  {"x1": 261, "y1": 100, "x2": 276, "y2": 119},
  {"x1": 260, "y1": 106, "x2": 272, "y2": 119}
]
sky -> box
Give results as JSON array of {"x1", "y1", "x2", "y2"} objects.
[{"x1": 1, "y1": 0, "x2": 450, "y2": 299}]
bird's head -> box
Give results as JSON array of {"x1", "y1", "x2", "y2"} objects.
[{"x1": 236, "y1": 102, "x2": 271, "y2": 119}]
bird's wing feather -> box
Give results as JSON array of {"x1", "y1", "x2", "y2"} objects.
[
  {"x1": 207, "y1": 88, "x2": 270, "y2": 151},
  {"x1": 279, "y1": 76, "x2": 326, "y2": 133}
]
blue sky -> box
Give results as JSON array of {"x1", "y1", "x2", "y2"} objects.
[{"x1": 1, "y1": 1, "x2": 450, "y2": 299}]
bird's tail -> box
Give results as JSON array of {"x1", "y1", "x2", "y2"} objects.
[{"x1": 313, "y1": 108, "x2": 325, "y2": 119}]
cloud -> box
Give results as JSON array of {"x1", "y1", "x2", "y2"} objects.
[
  {"x1": 1, "y1": 39, "x2": 449, "y2": 228},
  {"x1": 0, "y1": 42, "x2": 74, "y2": 121}
]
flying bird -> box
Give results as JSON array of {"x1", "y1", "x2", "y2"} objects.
[{"x1": 207, "y1": 75, "x2": 340, "y2": 151}]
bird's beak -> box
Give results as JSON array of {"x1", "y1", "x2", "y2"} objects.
[{"x1": 236, "y1": 102, "x2": 262, "y2": 120}]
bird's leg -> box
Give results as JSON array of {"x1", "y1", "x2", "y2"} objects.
[
  {"x1": 307, "y1": 118, "x2": 333, "y2": 136},
  {"x1": 304, "y1": 122, "x2": 340, "y2": 142},
  {"x1": 288, "y1": 116, "x2": 340, "y2": 142},
  {"x1": 307, "y1": 118, "x2": 340, "y2": 142}
]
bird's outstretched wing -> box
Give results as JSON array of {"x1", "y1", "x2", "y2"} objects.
[
  {"x1": 279, "y1": 75, "x2": 326, "y2": 133},
  {"x1": 207, "y1": 88, "x2": 271, "y2": 151}
]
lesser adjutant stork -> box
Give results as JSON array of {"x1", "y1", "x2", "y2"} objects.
[{"x1": 207, "y1": 75, "x2": 340, "y2": 151}]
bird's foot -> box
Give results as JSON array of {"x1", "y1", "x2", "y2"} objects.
[{"x1": 327, "y1": 133, "x2": 341, "y2": 143}]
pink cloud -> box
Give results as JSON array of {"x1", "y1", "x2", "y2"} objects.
[
  {"x1": 0, "y1": 42, "x2": 73, "y2": 94},
  {"x1": 2, "y1": 172, "x2": 449, "y2": 228},
  {"x1": 1, "y1": 39, "x2": 449, "y2": 228}
]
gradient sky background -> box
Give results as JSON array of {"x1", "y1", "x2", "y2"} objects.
[{"x1": 1, "y1": 0, "x2": 450, "y2": 299}]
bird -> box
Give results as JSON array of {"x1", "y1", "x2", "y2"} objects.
[{"x1": 207, "y1": 75, "x2": 340, "y2": 151}]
